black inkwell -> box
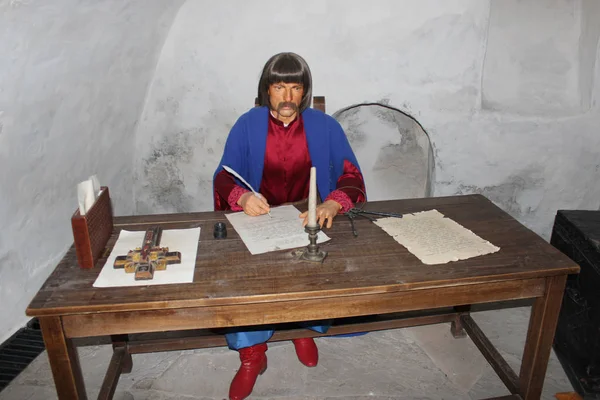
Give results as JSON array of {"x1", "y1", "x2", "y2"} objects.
[{"x1": 214, "y1": 222, "x2": 227, "y2": 239}]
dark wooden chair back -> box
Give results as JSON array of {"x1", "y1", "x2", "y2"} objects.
[{"x1": 255, "y1": 96, "x2": 326, "y2": 113}]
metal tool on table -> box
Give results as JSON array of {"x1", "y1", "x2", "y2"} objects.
[{"x1": 346, "y1": 207, "x2": 404, "y2": 237}]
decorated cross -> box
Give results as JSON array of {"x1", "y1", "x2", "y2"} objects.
[{"x1": 113, "y1": 226, "x2": 181, "y2": 280}]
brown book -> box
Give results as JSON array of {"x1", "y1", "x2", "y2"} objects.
[{"x1": 71, "y1": 187, "x2": 113, "y2": 269}]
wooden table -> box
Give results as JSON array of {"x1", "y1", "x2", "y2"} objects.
[{"x1": 26, "y1": 195, "x2": 579, "y2": 400}]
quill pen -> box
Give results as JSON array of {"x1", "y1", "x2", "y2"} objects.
[{"x1": 222, "y1": 165, "x2": 272, "y2": 217}]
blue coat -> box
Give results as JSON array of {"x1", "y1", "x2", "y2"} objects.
[{"x1": 213, "y1": 106, "x2": 361, "y2": 208}]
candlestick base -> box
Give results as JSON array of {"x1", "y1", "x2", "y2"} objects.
[{"x1": 294, "y1": 225, "x2": 328, "y2": 263}]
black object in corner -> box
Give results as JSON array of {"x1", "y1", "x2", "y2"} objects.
[
  {"x1": 0, "y1": 318, "x2": 45, "y2": 393},
  {"x1": 551, "y1": 210, "x2": 600, "y2": 399}
]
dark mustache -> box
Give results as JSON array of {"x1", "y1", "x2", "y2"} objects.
[{"x1": 276, "y1": 102, "x2": 298, "y2": 113}]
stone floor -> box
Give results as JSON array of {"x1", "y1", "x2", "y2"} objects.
[{"x1": 0, "y1": 306, "x2": 572, "y2": 400}]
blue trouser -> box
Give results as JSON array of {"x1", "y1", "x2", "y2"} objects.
[{"x1": 225, "y1": 321, "x2": 330, "y2": 350}]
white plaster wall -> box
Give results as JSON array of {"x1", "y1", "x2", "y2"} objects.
[
  {"x1": 134, "y1": 0, "x2": 600, "y2": 241},
  {"x1": 434, "y1": 0, "x2": 600, "y2": 232},
  {"x1": 482, "y1": 0, "x2": 582, "y2": 115},
  {"x1": 0, "y1": 0, "x2": 184, "y2": 343},
  {"x1": 134, "y1": 0, "x2": 490, "y2": 214},
  {"x1": 579, "y1": 0, "x2": 600, "y2": 110}
]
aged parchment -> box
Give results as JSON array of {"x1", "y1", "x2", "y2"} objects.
[{"x1": 373, "y1": 209, "x2": 500, "y2": 265}]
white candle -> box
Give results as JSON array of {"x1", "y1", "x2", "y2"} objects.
[{"x1": 307, "y1": 166, "x2": 317, "y2": 227}]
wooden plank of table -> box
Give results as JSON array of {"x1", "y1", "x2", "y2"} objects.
[
  {"x1": 519, "y1": 275, "x2": 567, "y2": 400},
  {"x1": 26, "y1": 242, "x2": 576, "y2": 316},
  {"x1": 97, "y1": 346, "x2": 128, "y2": 400},
  {"x1": 61, "y1": 278, "x2": 545, "y2": 338},
  {"x1": 26, "y1": 195, "x2": 579, "y2": 318},
  {"x1": 450, "y1": 305, "x2": 470, "y2": 338},
  {"x1": 110, "y1": 335, "x2": 132, "y2": 373},
  {"x1": 29, "y1": 246, "x2": 571, "y2": 314},
  {"x1": 39, "y1": 316, "x2": 87, "y2": 400},
  {"x1": 461, "y1": 314, "x2": 519, "y2": 394},
  {"x1": 127, "y1": 311, "x2": 458, "y2": 354}
]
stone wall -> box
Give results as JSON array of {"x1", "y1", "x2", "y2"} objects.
[
  {"x1": 134, "y1": 0, "x2": 600, "y2": 237},
  {"x1": 0, "y1": 0, "x2": 184, "y2": 343}
]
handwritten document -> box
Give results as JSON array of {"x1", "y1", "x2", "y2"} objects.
[
  {"x1": 226, "y1": 205, "x2": 330, "y2": 255},
  {"x1": 373, "y1": 209, "x2": 499, "y2": 265},
  {"x1": 93, "y1": 227, "x2": 200, "y2": 288}
]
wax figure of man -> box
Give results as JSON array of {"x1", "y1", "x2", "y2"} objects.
[{"x1": 213, "y1": 52, "x2": 366, "y2": 400}]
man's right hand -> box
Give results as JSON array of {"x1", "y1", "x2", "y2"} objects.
[{"x1": 237, "y1": 192, "x2": 271, "y2": 216}]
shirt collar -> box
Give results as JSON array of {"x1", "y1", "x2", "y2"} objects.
[{"x1": 269, "y1": 110, "x2": 300, "y2": 128}]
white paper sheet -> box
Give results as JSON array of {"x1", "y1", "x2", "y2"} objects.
[
  {"x1": 93, "y1": 227, "x2": 200, "y2": 287},
  {"x1": 225, "y1": 205, "x2": 330, "y2": 255},
  {"x1": 77, "y1": 179, "x2": 95, "y2": 215},
  {"x1": 77, "y1": 174, "x2": 102, "y2": 215},
  {"x1": 373, "y1": 209, "x2": 500, "y2": 265}
]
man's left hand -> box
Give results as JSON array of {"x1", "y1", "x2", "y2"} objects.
[{"x1": 299, "y1": 200, "x2": 343, "y2": 229}]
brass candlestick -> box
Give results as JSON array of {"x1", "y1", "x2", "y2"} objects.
[{"x1": 295, "y1": 224, "x2": 328, "y2": 263}]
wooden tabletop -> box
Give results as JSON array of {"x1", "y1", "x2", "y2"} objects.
[{"x1": 26, "y1": 194, "x2": 579, "y2": 317}]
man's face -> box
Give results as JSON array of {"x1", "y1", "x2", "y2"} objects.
[{"x1": 268, "y1": 82, "x2": 304, "y2": 122}]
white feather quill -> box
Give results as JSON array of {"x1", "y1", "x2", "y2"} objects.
[
  {"x1": 222, "y1": 165, "x2": 258, "y2": 194},
  {"x1": 222, "y1": 165, "x2": 271, "y2": 217}
]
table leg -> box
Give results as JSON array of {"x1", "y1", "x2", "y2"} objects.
[
  {"x1": 39, "y1": 316, "x2": 87, "y2": 400},
  {"x1": 519, "y1": 275, "x2": 567, "y2": 400},
  {"x1": 451, "y1": 305, "x2": 471, "y2": 338},
  {"x1": 110, "y1": 335, "x2": 132, "y2": 373}
]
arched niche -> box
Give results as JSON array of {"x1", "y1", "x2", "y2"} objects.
[{"x1": 333, "y1": 104, "x2": 434, "y2": 201}]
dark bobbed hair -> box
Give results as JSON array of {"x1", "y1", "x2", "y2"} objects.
[{"x1": 257, "y1": 52, "x2": 313, "y2": 112}]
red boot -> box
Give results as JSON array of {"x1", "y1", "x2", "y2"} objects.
[
  {"x1": 229, "y1": 343, "x2": 268, "y2": 400},
  {"x1": 292, "y1": 337, "x2": 318, "y2": 367}
]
